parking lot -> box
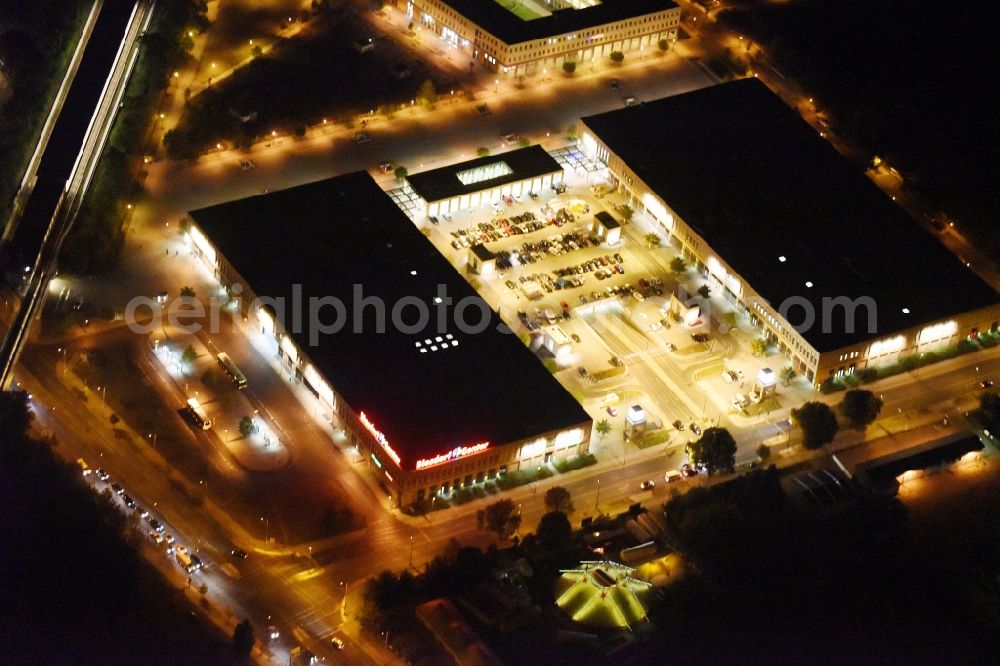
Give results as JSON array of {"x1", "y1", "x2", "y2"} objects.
[{"x1": 417, "y1": 164, "x2": 804, "y2": 462}]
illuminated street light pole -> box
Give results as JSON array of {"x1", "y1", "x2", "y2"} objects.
[
  {"x1": 594, "y1": 478, "x2": 600, "y2": 511},
  {"x1": 148, "y1": 432, "x2": 157, "y2": 452},
  {"x1": 494, "y1": 78, "x2": 498, "y2": 94},
  {"x1": 98, "y1": 385, "x2": 106, "y2": 416},
  {"x1": 408, "y1": 536, "x2": 414, "y2": 569}
]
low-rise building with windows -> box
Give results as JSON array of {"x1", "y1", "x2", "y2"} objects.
[
  {"x1": 185, "y1": 172, "x2": 591, "y2": 508},
  {"x1": 578, "y1": 79, "x2": 1000, "y2": 386},
  {"x1": 406, "y1": 144, "x2": 564, "y2": 219},
  {"x1": 403, "y1": 0, "x2": 681, "y2": 76}
]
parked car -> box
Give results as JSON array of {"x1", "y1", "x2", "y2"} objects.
[
  {"x1": 121, "y1": 493, "x2": 135, "y2": 508},
  {"x1": 981, "y1": 379, "x2": 994, "y2": 388},
  {"x1": 231, "y1": 547, "x2": 248, "y2": 560},
  {"x1": 110, "y1": 483, "x2": 124, "y2": 495},
  {"x1": 239, "y1": 160, "x2": 255, "y2": 171},
  {"x1": 135, "y1": 506, "x2": 149, "y2": 519},
  {"x1": 639, "y1": 480, "x2": 656, "y2": 491},
  {"x1": 721, "y1": 370, "x2": 734, "y2": 384},
  {"x1": 501, "y1": 133, "x2": 520, "y2": 144},
  {"x1": 95, "y1": 468, "x2": 110, "y2": 481},
  {"x1": 664, "y1": 470, "x2": 682, "y2": 483},
  {"x1": 608, "y1": 78, "x2": 622, "y2": 89},
  {"x1": 150, "y1": 531, "x2": 164, "y2": 544},
  {"x1": 672, "y1": 420, "x2": 685, "y2": 431},
  {"x1": 690, "y1": 423, "x2": 702, "y2": 436},
  {"x1": 378, "y1": 161, "x2": 393, "y2": 173},
  {"x1": 353, "y1": 132, "x2": 370, "y2": 144},
  {"x1": 148, "y1": 518, "x2": 165, "y2": 532},
  {"x1": 606, "y1": 406, "x2": 618, "y2": 417},
  {"x1": 331, "y1": 637, "x2": 345, "y2": 651}
]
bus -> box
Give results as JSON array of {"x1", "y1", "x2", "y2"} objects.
[
  {"x1": 216, "y1": 352, "x2": 247, "y2": 390},
  {"x1": 185, "y1": 397, "x2": 212, "y2": 430}
]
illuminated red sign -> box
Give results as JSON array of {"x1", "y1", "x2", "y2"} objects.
[
  {"x1": 415, "y1": 442, "x2": 490, "y2": 470},
  {"x1": 359, "y1": 411, "x2": 401, "y2": 465}
]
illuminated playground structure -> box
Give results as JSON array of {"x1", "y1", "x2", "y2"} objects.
[{"x1": 556, "y1": 561, "x2": 653, "y2": 630}]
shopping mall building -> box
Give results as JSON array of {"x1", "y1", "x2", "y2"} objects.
[
  {"x1": 578, "y1": 79, "x2": 1000, "y2": 386},
  {"x1": 185, "y1": 171, "x2": 592, "y2": 508},
  {"x1": 402, "y1": 0, "x2": 681, "y2": 76}
]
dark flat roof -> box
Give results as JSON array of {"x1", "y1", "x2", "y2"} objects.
[
  {"x1": 595, "y1": 211, "x2": 621, "y2": 229},
  {"x1": 581, "y1": 79, "x2": 999, "y2": 351},
  {"x1": 439, "y1": 0, "x2": 677, "y2": 44},
  {"x1": 406, "y1": 145, "x2": 561, "y2": 204},
  {"x1": 189, "y1": 172, "x2": 589, "y2": 470}
]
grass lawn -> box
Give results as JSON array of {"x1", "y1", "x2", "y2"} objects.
[
  {"x1": 173, "y1": 10, "x2": 459, "y2": 154},
  {"x1": 692, "y1": 361, "x2": 725, "y2": 381},
  {"x1": 631, "y1": 429, "x2": 672, "y2": 450},
  {"x1": 675, "y1": 341, "x2": 710, "y2": 355},
  {"x1": 745, "y1": 396, "x2": 781, "y2": 417},
  {"x1": 498, "y1": 1, "x2": 544, "y2": 21}
]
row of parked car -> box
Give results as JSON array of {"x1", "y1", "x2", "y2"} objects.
[{"x1": 82, "y1": 464, "x2": 204, "y2": 574}]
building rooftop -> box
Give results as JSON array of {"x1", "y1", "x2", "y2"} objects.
[
  {"x1": 595, "y1": 211, "x2": 621, "y2": 229},
  {"x1": 189, "y1": 172, "x2": 589, "y2": 470},
  {"x1": 581, "y1": 79, "x2": 999, "y2": 351},
  {"x1": 438, "y1": 0, "x2": 678, "y2": 45},
  {"x1": 406, "y1": 145, "x2": 562, "y2": 204}
]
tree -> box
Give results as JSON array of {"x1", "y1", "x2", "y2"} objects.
[
  {"x1": 293, "y1": 124, "x2": 306, "y2": 137},
  {"x1": 644, "y1": 232, "x2": 661, "y2": 248},
  {"x1": 179, "y1": 286, "x2": 195, "y2": 298},
  {"x1": 780, "y1": 366, "x2": 797, "y2": 385},
  {"x1": 481, "y1": 499, "x2": 521, "y2": 541},
  {"x1": 239, "y1": 415, "x2": 255, "y2": 437},
  {"x1": 232, "y1": 618, "x2": 254, "y2": 657},
  {"x1": 181, "y1": 344, "x2": 198, "y2": 365},
  {"x1": 658, "y1": 39, "x2": 669, "y2": 51},
  {"x1": 688, "y1": 427, "x2": 737, "y2": 475},
  {"x1": 251, "y1": 44, "x2": 263, "y2": 58},
  {"x1": 562, "y1": 60, "x2": 576, "y2": 74},
  {"x1": 980, "y1": 392, "x2": 1000, "y2": 429},
  {"x1": 619, "y1": 204, "x2": 634, "y2": 223},
  {"x1": 476, "y1": 146, "x2": 490, "y2": 157},
  {"x1": 544, "y1": 486, "x2": 574, "y2": 514},
  {"x1": 393, "y1": 165, "x2": 408, "y2": 182},
  {"x1": 791, "y1": 401, "x2": 839, "y2": 450},
  {"x1": 536, "y1": 511, "x2": 572, "y2": 550},
  {"x1": 840, "y1": 389, "x2": 883, "y2": 431},
  {"x1": 595, "y1": 419, "x2": 612, "y2": 439},
  {"x1": 0, "y1": 390, "x2": 32, "y2": 439},
  {"x1": 417, "y1": 79, "x2": 437, "y2": 106},
  {"x1": 697, "y1": 285, "x2": 711, "y2": 299},
  {"x1": 756, "y1": 443, "x2": 771, "y2": 464},
  {"x1": 610, "y1": 51, "x2": 625, "y2": 63},
  {"x1": 669, "y1": 256, "x2": 687, "y2": 273},
  {"x1": 750, "y1": 338, "x2": 768, "y2": 357}
]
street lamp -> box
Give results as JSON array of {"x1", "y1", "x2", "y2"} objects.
[
  {"x1": 98, "y1": 385, "x2": 106, "y2": 416},
  {"x1": 261, "y1": 516, "x2": 269, "y2": 543},
  {"x1": 408, "y1": 536, "x2": 414, "y2": 568},
  {"x1": 148, "y1": 432, "x2": 157, "y2": 452},
  {"x1": 594, "y1": 478, "x2": 600, "y2": 511},
  {"x1": 494, "y1": 78, "x2": 499, "y2": 94}
]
